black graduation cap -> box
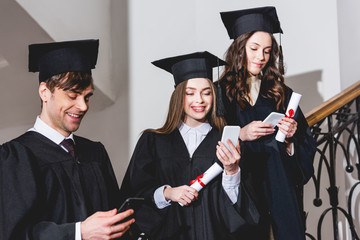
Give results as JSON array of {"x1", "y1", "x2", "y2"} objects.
[
  {"x1": 28, "y1": 39, "x2": 99, "y2": 83},
  {"x1": 152, "y1": 51, "x2": 227, "y2": 87},
  {"x1": 220, "y1": 6, "x2": 283, "y2": 40}
]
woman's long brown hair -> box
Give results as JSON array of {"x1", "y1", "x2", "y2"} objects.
[
  {"x1": 219, "y1": 31, "x2": 286, "y2": 111},
  {"x1": 146, "y1": 79, "x2": 226, "y2": 134}
]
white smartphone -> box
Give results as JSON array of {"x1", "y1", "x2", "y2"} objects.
[
  {"x1": 221, "y1": 125, "x2": 241, "y2": 153},
  {"x1": 263, "y1": 112, "x2": 285, "y2": 128}
]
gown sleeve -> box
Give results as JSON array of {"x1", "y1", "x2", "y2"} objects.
[
  {"x1": 119, "y1": 131, "x2": 164, "y2": 235},
  {"x1": 216, "y1": 181, "x2": 260, "y2": 235},
  {"x1": 0, "y1": 141, "x2": 75, "y2": 240},
  {"x1": 120, "y1": 131, "x2": 160, "y2": 201},
  {"x1": 283, "y1": 87, "x2": 316, "y2": 185},
  {"x1": 208, "y1": 161, "x2": 259, "y2": 238}
]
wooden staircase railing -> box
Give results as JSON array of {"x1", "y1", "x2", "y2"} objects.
[
  {"x1": 306, "y1": 81, "x2": 360, "y2": 127},
  {"x1": 304, "y1": 80, "x2": 360, "y2": 240}
]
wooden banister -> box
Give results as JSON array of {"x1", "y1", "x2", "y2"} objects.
[
  {"x1": 305, "y1": 80, "x2": 360, "y2": 127},
  {"x1": 304, "y1": 80, "x2": 360, "y2": 239}
]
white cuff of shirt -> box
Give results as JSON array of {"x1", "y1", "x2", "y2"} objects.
[
  {"x1": 222, "y1": 168, "x2": 241, "y2": 204},
  {"x1": 288, "y1": 143, "x2": 295, "y2": 156},
  {"x1": 75, "y1": 222, "x2": 81, "y2": 240},
  {"x1": 154, "y1": 185, "x2": 172, "y2": 209}
]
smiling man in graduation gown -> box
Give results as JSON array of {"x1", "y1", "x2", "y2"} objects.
[{"x1": 0, "y1": 39, "x2": 134, "y2": 240}]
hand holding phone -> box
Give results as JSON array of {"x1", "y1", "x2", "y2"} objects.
[
  {"x1": 118, "y1": 197, "x2": 145, "y2": 213},
  {"x1": 117, "y1": 197, "x2": 145, "y2": 223},
  {"x1": 263, "y1": 112, "x2": 285, "y2": 128},
  {"x1": 221, "y1": 126, "x2": 241, "y2": 153}
]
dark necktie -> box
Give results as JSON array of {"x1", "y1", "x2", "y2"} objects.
[{"x1": 61, "y1": 139, "x2": 75, "y2": 158}]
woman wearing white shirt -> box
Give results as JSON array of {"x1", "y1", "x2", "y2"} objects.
[{"x1": 120, "y1": 51, "x2": 259, "y2": 240}]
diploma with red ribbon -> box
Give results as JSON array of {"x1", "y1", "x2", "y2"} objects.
[
  {"x1": 179, "y1": 162, "x2": 223, "y2": 206},
  {"x1": 275, "y1": 92, "x2": 302, "y2": 142}
]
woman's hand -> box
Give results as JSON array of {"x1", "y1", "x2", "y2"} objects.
[
  {"x1": 277, "y1": 117, "x2": 297, "y2": 139},
  {"x1": 277, "y1": 117, "x2": 298, "y2": 153},
  {"x1": 163, "y1": 185, "x2": 198, "y2": 206},
  {"x1": 239, "y1": 121, "x2": 275, "y2": 141},
  {"x1": 216, "y1": 139, "x2": 241, "y2": 175}
]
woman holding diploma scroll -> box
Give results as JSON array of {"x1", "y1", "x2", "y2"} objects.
[
  {"x1": 217, "y1": 6, "x2": 316, "y2": 240},
  {"x1": 120, "y1": 52, "x2": 259, "y2": 240}
]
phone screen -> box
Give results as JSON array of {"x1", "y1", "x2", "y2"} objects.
[
  {"x1": 263, "y1": 112, "x2": 284, "y2": 128},
  {"x1": 221, "y1": 126, "x2": 240, "y2": 153}
]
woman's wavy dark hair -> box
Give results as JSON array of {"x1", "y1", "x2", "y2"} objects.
[{"x1": 219, "y1": 31, "x2": 286, "y2": 111}]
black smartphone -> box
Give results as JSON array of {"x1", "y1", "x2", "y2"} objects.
[{"x1": 117, "y1": 197, "x2": 145, "y2": 215}]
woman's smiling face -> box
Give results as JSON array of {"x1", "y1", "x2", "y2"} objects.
[{"x1": 183, "y1": 78, "x2": 213, "y2": 127}]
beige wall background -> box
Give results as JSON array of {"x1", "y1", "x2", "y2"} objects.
[{"x1": 1, "y1": 0, "x2": 359, "y2": 239}]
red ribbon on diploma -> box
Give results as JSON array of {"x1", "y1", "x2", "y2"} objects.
[
  {"x1": 190, "y1": 174, "x2": 205, "y2": 187},
  {"x1": 285, "y1": 109, "x2": 294, "y2": 119}
]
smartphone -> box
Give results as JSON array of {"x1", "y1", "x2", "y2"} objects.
[
  {"x1": 221, "y1": 125, "x2": 241, "y2": 153},
  {"x1": 116, "y1": 197, "x2": 144, "y2": 224},
  {"x1": 263, "y1": 112, "x2": 285, "y2": 128},
  {"x1": 118, "y1": 197, "x2": 145, "y2": 213}
]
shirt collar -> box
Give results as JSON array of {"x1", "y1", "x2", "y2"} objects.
[
  {"x1": 29, "y1": 116, "x2": 74, "y2": 145},
  {"x1": 179, "y1": 121, "x2": 212, "y2": 135},
  {"x1": 246, "y1": 75, "x2": 261, "y2": 84}
]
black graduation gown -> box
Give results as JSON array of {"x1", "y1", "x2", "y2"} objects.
[
  {"x1": 220, "y1": 82, "x2": 316, "y2": 240},
  {"x1": 120, "y1": 128, "x2": 259, "y2": 240},
  {"x1": 0, "y1": 131, "x2": 120, "y2": 240}
]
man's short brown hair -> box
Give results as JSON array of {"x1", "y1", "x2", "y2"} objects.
[{"x1": 45, "y1": 71, "x2": 94, "y2": 93}]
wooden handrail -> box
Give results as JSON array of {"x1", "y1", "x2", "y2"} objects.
[{"x1": 305, "y1": 80, "x2": 360, "y2": 127}]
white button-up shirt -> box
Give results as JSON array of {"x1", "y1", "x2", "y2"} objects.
[
  {"x1": 154, "y1": 122, "x2": 240, "y2": 208},
  {"x1": 28, "y1": 116, "x2": 80, "y2": 240}
]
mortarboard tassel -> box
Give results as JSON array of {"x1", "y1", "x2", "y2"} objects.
[
  {"x1": 216, "y1": 58, "x2": 226, "y2": 117},
  {"x1": 216, "y1": 83, "x2": 226, "y2": 117},
  {"x1": 279, "y1": 33, "x2": 284, "y2": 75}
]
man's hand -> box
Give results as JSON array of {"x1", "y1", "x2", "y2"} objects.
[{"x1": 81, "y1": 208, "x2": 134, "y2": 240}]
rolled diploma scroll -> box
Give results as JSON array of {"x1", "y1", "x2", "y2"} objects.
[
  {"x1": 275, "y1": 92, "x2": 302, "y2": 142},
  {"x1": 179, "y1": 162, "x2": 223, "y2": 206}
]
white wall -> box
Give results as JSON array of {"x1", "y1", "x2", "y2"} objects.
[
  {"x1": 16, "y1": 0, "x2": 116, "y2": 100},
  {"x1": 128, "y1": 0, "x2": 341, "y2": 151},
  {"x1": 338, "y1": 0, "x2": 360, "y2": 89}
]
